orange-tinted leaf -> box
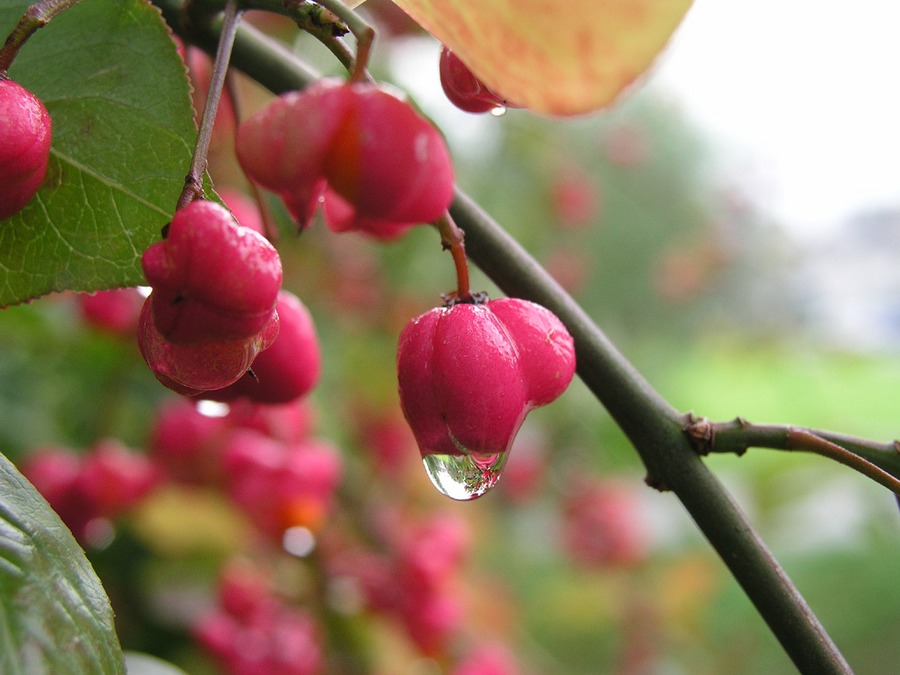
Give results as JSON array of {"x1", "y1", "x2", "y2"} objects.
[{"x1": 386, "y1": 0, "x2": 693, "y2": 116}]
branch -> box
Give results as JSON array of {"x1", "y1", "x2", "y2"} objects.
[
  {"x1": 686, "y1": 415, "x2": 900, "y2": 494},
  {"x1": 150, "y1": 2, "x2": 854, "y2": 671}
]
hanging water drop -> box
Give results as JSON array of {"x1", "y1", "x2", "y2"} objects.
[
  {"x1": 422, "y1": 451, "x2": 508, "y2": 500},
  {"x1": 489, "y1": 106, "x2": 507, "y2": 117}
]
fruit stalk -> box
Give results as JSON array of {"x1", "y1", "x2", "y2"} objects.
[
  {"x1": 434, "y1": 211, "x2": 471, "y2": 303},
  {"x1": 311, "y1": 0, "x2": 374, "y2": 82},
  {"x1": 0, "y1": 0, "x2": 84, "y2": 76},
  {"x1": 177, "y1": 0, "x2": 243, "y2": 209}
]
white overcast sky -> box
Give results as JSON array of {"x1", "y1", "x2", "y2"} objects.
[{"x1": 649, "y1": 0, "x2": 900, "y2": 239}]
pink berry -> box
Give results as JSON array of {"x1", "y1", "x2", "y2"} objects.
[
  {"x1": 149, "y1": 397, "x2": 229, "y2": 483},
  {"x1": 204, "y1": 290, "x2": 321, "y2": 404},
  {"x1": 225, "y1": 398, "x2": 316, "y2": 443},
  {"x1": 275, "y1": 439, "x2": 342, "y2": 532},
  {"x1": 397, "y1": 298, "x2": 575, "y2": 459},
  {"x1": 397, "y1": 513, "x2": 469, "y2": 589},
  {"x1": 20, "y1": 446, "x2": 83, "y2": 516},
  {"x1": 141, "y1": 199, "x2": 282, "y2": 343},
  {"x1": 236, "y1": 78, "x2": 454, "y2": 236},
  {"x1": 217, "y1": 562, "x2": 277, "y2": 621},
  {"x1": 562, "y1": 478, "x2": 649, "y2": 568},
  {"x1": 76, "y1": 439, "x2": 160, "y2": 516},
  {"x1": 438, "y1": 46, "x2": 514, "y2": 114},
  {"x1": 322, "y1": 82, "x2": 454, "y2": 229},
  {"x1": 20, "y1": 447, "x2": 95, "y2": 542},
  {"x1": 550, "y1": 169, "x2": 601, "y2": 228},
  {"x1": 221, "y1": 429, "x2": 287, "y2": 533},
  {"x1": 483, "y1": 298, "x2": 576, "y2": 406},
  {"x1": 321, "y1": 186, "x2": 413, "y2": 240},
  {"x1": 137, "y1": 293, "x2": 280, "y2": 396},
  {"x1": 236, "y1": 80, "x2": 350, "y2": 228},
  {"x1": 77, "y1": 287, "x2": 145, "y2": 335},
  {"x1": 452, "y1": 643, "x2": 521, "y2": 675},
  {"x1": 218, "y1": 188, "x2": 265, "y2": 235},
  {"x1": 221, "y1": 430, "x2": 342, "y2": 537},
  {"x1": 0, "y1": 79, "x2": 52, "y2": 219}
]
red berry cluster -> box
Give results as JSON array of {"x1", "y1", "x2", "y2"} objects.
[
  {"x1": 236, "y1": 78, "x2": 455, "y2": 238},
  {"x1": 195, "y1": 562, "x2": 324, "y2": 675},
  {"x1": 222, "y1": 429, "x2": 342, "y2": 539},
  {"x1": 150, "y1": 396, "x2": 341, "y2": 544},
  {"x1": 0, "y1": 78, "x2": 52, "y2": 219},
  {"x1": 77, "y1": 287, "x2": 145, "y2": 336},
  {"x1": 331, "y1": 511, "x2": 470, "y2": 655},
  {"x1": 21, "y1": 439, "x2": 160, "y2": 546}
]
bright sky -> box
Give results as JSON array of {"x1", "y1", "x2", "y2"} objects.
[{"x1": 649, "y1": 0, "x2": 900, "y2": 239}]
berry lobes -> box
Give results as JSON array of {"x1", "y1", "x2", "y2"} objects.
[
  {"x1": 429, "y1": 304, "x2": 528, "y2": 454},
  {"x1": 398, "y1": 305, "x2": 521, "y2": 459},
  {"x1": 486, "y1": 297, "x2": 576, "y2": 406},
  {"x1": 323, "y1": 84, "x2": 454, "y2": 224},
  {"x1": 236, "y1": 80, "x2": 350, "y2": 225},
  {"x1": 141, "y1": 200, "x2": 282, "y2": 343},
  {"x1": 398, "y1": 298, "x2": 575, "y2": 462},
  {"x1": 0, "y1": 79, "x2": 52, "y2": 219},
  {"x1": 236, "y1": 78, "x2": 454, "y2": 236},
  {"x1": 138, "y1": 295, "x2": 280, "y2": 396}
]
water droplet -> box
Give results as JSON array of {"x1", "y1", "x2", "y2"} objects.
[
  {"x1": 490, "y1": 106, "x2": 507, "y2": 117},
  {"x1": 422, "y1": 452, "x2": 508, "y2": 500}
]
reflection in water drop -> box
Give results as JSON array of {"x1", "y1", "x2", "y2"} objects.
[{"x1": 422, "y1": 452, "x2": 508, "y2": 500}]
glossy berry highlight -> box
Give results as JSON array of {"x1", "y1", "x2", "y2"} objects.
[
  {"x1": 0, "y1": 79, "x2": 52, "y2": 219},
  {"x1": 397, "y1": 297, "x2": 575, "y2": 499}
]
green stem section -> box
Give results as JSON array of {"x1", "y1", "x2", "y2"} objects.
[
  {"x1": 151, "y1": 2, "x2": 855, "y2": 671},
  {"x1": 177, "y1": 0, "x2": 243, "y2": 209},
  {"x1": 189, "y1": 0, "x2": 373, "y2": 81},
  {"x1": 313, "y1": 0, "x2": 374, "y2": 82},
  {"x1": 0, "y1": 0, "x2": 83, "y2": 76},
  {"x1": 690, "y1": 416, "x2": 900, "y2": 494}
]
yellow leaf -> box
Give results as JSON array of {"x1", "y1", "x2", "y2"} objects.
[{"x1": 388, "y1": 0, "x2": 693, "y2": 116}]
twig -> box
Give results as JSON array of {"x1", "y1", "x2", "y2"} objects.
[
  {"x1": 177, "y1": 0, "x2": 243, "y2": 209},
  {"x1": 687, "y1": 415, "x2": 900, "y2": 495},
  {"x1": 0, "y1": 0, "x2": 84, "y2": 76}
]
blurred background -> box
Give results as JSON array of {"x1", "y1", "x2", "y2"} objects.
[{"x1": 1, "y1": 1, "x2": 899, "y2": 672}]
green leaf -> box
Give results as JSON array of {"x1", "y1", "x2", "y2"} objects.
[
  {"x1": 0, "y1": 0, "x2": 197, "y2": 306},
  {"x1": 0, "y1": 451, "x2": 124, "y2": 674}
]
